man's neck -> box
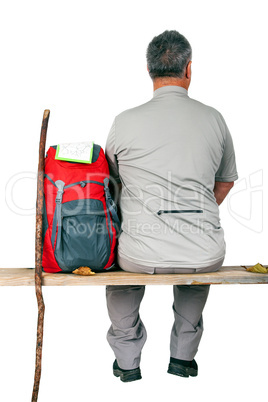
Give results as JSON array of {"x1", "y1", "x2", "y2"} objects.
[{"x1": 153, "y1": 77, "x2": 189, "y2": 92}]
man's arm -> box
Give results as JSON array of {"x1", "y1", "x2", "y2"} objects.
[{"x1": 213, "y1": 181, "x2": 234, "y2": 206}]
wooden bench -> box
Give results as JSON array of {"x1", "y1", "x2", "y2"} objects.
[{"x1": 1, "y1": 266, "x2": 268, "y2": 286}]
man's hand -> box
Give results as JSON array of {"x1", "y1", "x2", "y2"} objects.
[{"x1": 213, "y1": 181, "x2": 234, "y2": 206}]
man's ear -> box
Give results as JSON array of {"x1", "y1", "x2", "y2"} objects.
[
  {"x1": 186, "y1": 61, "x2": 192, "y2": 79},
  {"x1": 147, "y1": 65, "x2": 149, "y2": 72}
]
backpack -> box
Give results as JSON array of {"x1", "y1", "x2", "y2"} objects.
[{"x1": 41, "y1": 143, "x2": 120, "y2": 273}]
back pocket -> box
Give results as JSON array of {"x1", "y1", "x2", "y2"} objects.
[{"x1": 55, "y1": 199, "x2": 111, "y2": 272}]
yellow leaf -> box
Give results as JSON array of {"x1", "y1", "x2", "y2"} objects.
[
  {"x1": 246, "y1": 263, "x2": 268, "y2": 274},
  {"x1": 72, "y1": 266, "x2": 96, "y2": 276}
]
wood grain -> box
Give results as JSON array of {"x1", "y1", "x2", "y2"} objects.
[{"x1": 0, "y1": 266, "x2": 268, "y2": 286}]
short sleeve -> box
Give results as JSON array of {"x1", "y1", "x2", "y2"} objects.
[
  {"x1": 105, "y1": 119, "x2": 121, "y2": 184},
  {"x1": 215, "y1": 117, "x2": 238, "y2": 182}
]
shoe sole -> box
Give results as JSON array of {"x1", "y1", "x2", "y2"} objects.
[
  {"x1": 113, "y1": 368, "x2": 142, "y2": 382},
  {"x1": 167, "y1": 363, "x2": 198, "y2": 378}
]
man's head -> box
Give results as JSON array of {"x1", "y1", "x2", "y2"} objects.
[{"x1": 146, "y1": 30, "x2": 192, "y2": 90}]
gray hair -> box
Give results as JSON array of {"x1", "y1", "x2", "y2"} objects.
[{"x1": 146, "y1": 30, "x2": 192, "y2": 79}]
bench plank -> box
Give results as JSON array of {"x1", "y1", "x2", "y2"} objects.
[{"x1": 0, "y1": 267, "x2": 267, "y2": 286}]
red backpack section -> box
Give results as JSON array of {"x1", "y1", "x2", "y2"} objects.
[{"x1": 42, "y1": 144, "x2": 120, "y2": 273}]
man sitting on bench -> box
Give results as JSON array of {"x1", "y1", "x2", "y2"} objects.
[{"x1": 104, "y1": 30, "x2": 238, "y2": 382}]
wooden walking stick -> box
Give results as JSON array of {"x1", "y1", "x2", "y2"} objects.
[{"x1": 32, "y1": 109, "x2": 50, "y2": 402}]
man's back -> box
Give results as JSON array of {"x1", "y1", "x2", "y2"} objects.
[{"x1": 106, "y1": 85, "x2": 238, "y2": 270}]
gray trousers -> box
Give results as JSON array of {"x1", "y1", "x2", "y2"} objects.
[{"x1": 106, "y1": 255, "x2": 224, "y2": 370}]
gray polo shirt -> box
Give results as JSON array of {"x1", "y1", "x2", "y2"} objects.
[{"x1": 105, "y1": 86, "x2": 238, "y2": 269}]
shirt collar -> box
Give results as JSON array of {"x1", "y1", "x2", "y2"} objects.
[{"x1": 153, "y1": 85, "x2": 188, "y2": 98}]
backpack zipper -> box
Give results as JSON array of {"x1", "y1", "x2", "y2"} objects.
[{"x1": 157, "y1": 209, "x2": 203, "y2": 215}]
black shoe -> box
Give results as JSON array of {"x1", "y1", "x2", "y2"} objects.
[
  {"x1": 167, "y1": 358, "x2": 198, "y2": 378},
  {"x1": 113, "y1": 360, "x2": 142, "y2": 382}
]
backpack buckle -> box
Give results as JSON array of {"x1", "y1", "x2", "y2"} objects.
[
  {"x1": 55, "y1": 190, "x2": 64, "y2": 203},
  {"x1": 55, "y1": 180, "x2": 65, "y2": 204}
]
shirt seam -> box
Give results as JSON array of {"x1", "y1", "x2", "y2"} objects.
[{"x1": 215, "y1": 173, "x2": 238, "y2": 181}]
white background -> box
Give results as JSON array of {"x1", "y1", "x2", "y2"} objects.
[{"x1": 0, "y1": 1, "x2": 267, "y2": 401}]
